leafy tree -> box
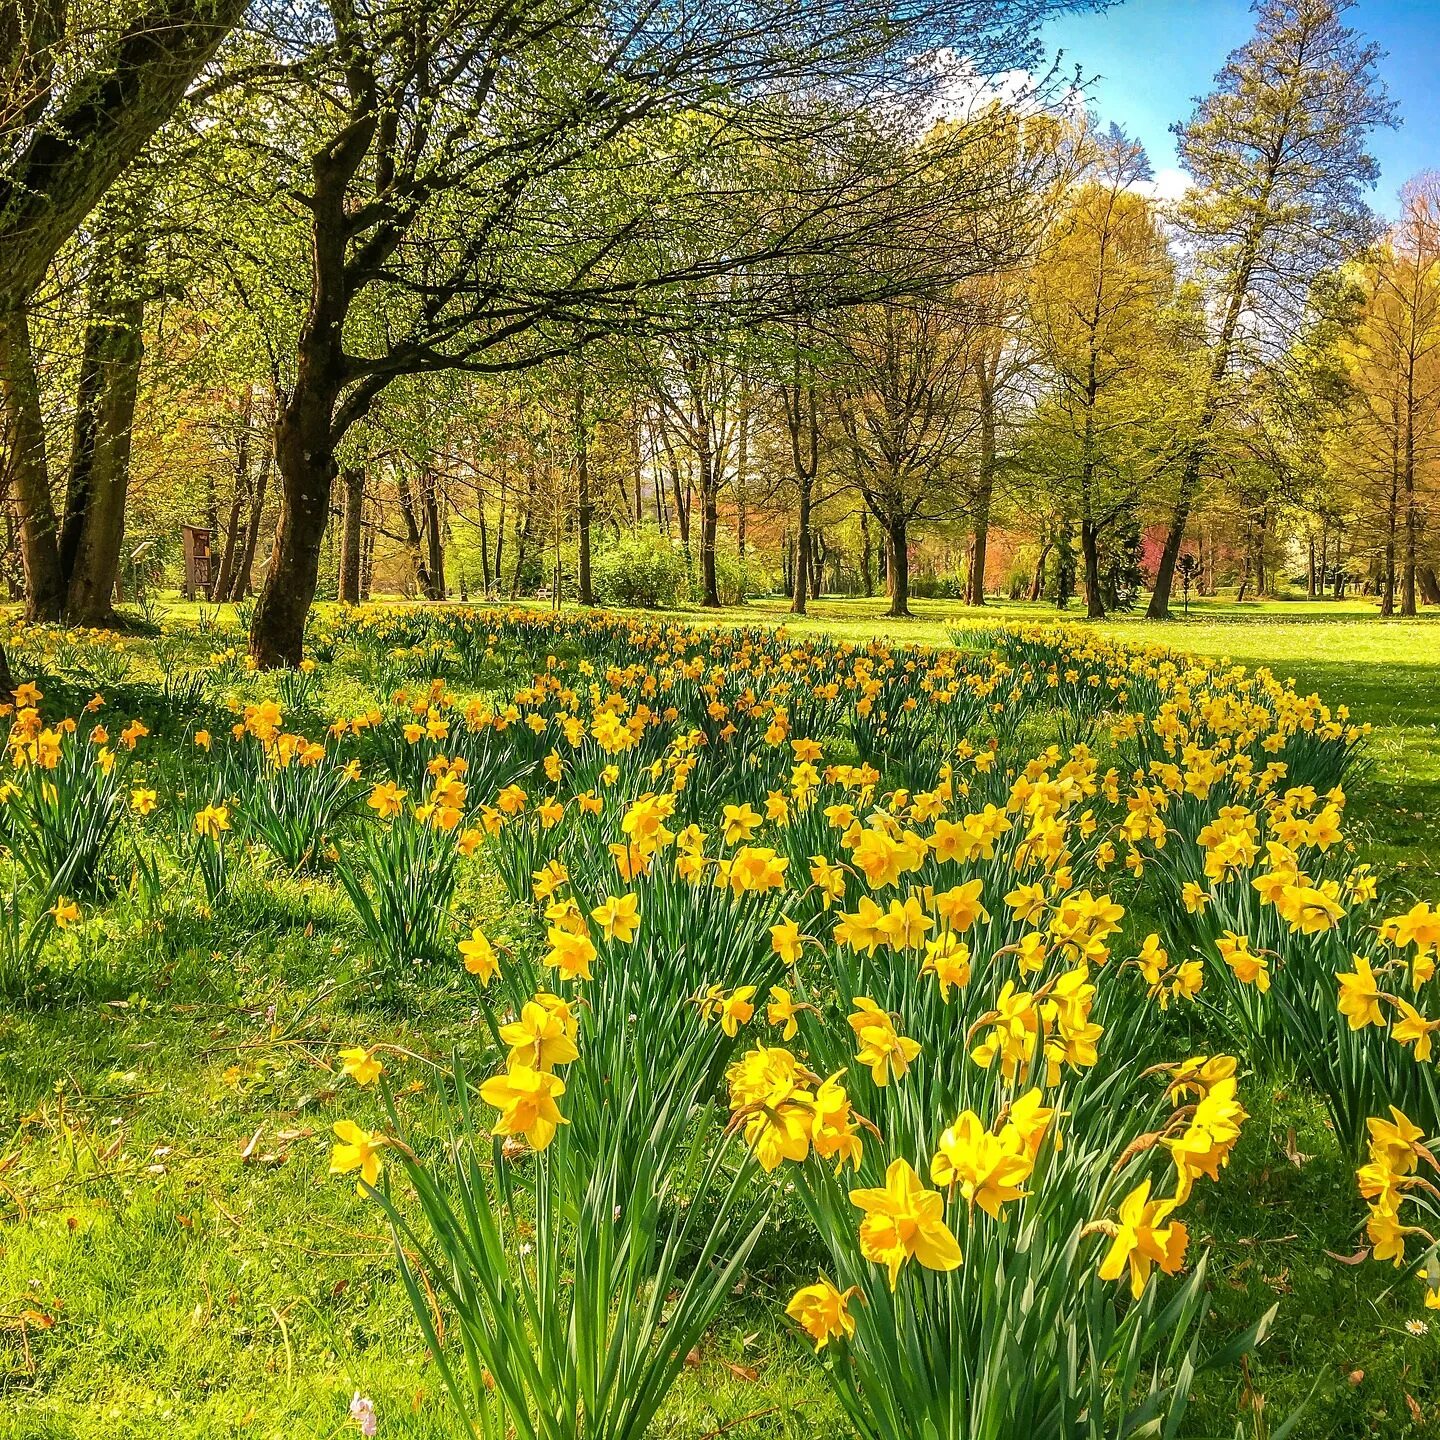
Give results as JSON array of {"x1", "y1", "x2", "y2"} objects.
[
  {"x1": 1025, "y1": 125, "x2": 1184, "y2": 615},
  {"x1": 1, "y1": 0, "x2": 247, "y2": 623},
  {"x1": 1338, "y1": 177, "x2": 1440, "y2": 614},
  {"x1": 1146, "y1": 0, "x2": 1394, "y2": 618}
]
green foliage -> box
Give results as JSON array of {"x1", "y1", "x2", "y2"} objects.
[
  {"x1": 592, "y1": 525, "x2": 691, "y2": 609},
  {"x1": 708, "y1": 549, "x2": 774, "y2": 606},
  {"x1": 335, "y1": 814, "x2": 459, "y2": 985},
  {"x1": 0, "y1": 728, "x2": 129, "y2": 897}
]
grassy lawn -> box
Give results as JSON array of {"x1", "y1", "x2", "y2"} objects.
[{"x1": 3, "y1": 594, "x2": 1440, "y2": 1438}]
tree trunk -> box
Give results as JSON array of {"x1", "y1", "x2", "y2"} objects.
[
  {"x1": 359, "y1": 518, "x2": 374, "y2": 600},
  {"x1": 1028, "y1": 540, "x2": 1051, "y2": 602},
  {"x1": 968, "y1": 362, "x2": 996, "y2": 606},
  {"x1": 0, "y1": 640, "x2": 11, "y2": 697},
  {"x1": 395, "y1": 466, "x2": 429, "y2": 597},
  {"x1": 700, "y1": 487, "x2": 719, "y2": 607},
  {"x1": 1382, "y1": 409, "x2": 1399, "y2": 617},
  {"x1": 576, "y1": 389, "x2": 593, "y2": 605},
  {"x1": 1146, "y1": 449, "x2": 1198, "y2": 621},
  {"x1": 230, "y1": 428, "x2": 270, "y2": 600},
  {"x1": 0, "y1": 306, "x2": 64, "y2": 618},
  {"x1": 1, "y1": 0, "x2": 246, "y2": 621},
  {"x1": 338, "y1": 466, "x2": 363, "y2": 603},
  {"x1": 791, "y1": 481, "x2": 811, "y2": 615},
  {"x1": 1077, "y1": 373, "x2": 1103, "y2": 618},
  {"x1": 210, "y1": 387, "x2": 251, "y2": 602},
  {"x1": 1, "y1": 0, "x2": 247, "y2": 307},
  {"x1": 250, "y1": 377, "x2": 338, "y2": 667},
  {"x1": 1147, "y1": 224, "x2": 1264, "y2": 619},
  {"x1": 248, "y1": 94, "x2": 383, "y2": 666},
  {"x1": 859, "y1": 506, "x2": 873, "y2": 597},
  {"x1": 698, "y1": 439, "x2": 719, "y2": 607},
  {"x1": 493, "y1": 467, "x2": 507, "y2": 590},
  {"x1": 886, "y1": 516, "x2": 910, "y2": 618},
  {"x1": 1417, "y1": 565, "x2": 1440, "y2": 606},
  {"x1": 510, "y1": 473, "x2": 537, "y2": 598},
  {"x1": 1402, "y1": 387, "x2": 1418, "y2": 617},
  {"x1": 422, "y1": 470, "x2": 445, "y2": 599},
  {"x1": 477, "y1": 500, "x2": 491, "y2": 596},
  {"x1": 61, "y1": 267, "x2": 147, "y2": 626},
  {"x1": 211, "y1": 460, "x2": 247, "y2": 603},
  {"x1": 1080, "y1": 517, "x2": 1103, "y2": 619}
]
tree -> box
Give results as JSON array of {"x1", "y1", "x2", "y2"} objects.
[
  {"x1": 1, "y1": 0, "x2": 247, "y2": 620},
  {"x1": 1340, "y1": 177, "x2": 1440, "y2": 614},
  {"x1": 210, "y1": 0, "x2": 1105, "y2": 662},
  {"x1": 836, "y1": 293, "x2": 981, "y2": 616},
  {"x1": 1026, "y1": 126, "x2": 1181, "y2": 616},
  {"x1": 1146, "y1": 0, "x2": 1394, "y2": 618}
]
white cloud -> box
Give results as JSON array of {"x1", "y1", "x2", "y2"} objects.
[{"x1": 1138, "y1": 166, "x2": 1190, "y2": 203}]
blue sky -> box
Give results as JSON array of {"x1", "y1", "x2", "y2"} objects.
[{"x1": 1041, "y1": 0, "x2": 1439, "y2": 213}]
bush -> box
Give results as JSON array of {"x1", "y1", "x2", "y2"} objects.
[
  {"x1": 592, "y1": 525, "x2": 691, "y2": 608},
  {"x1": 911, "y1": 570, "x2": 967, "y2": 600},
  {"x1": 711, "y1": 548, "x2": 774, "y2": 605}
]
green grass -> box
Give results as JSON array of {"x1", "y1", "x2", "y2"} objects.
[{"x1": 4, "y1": 592, "x2": 1440, "y2": 1437}]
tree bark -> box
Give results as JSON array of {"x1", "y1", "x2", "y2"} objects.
[
  {"x1": 359, "y1": 515, "x2": 374, "y2": 600},
  {"x1": 785, "y1": 376, "x2": 819, "y2": 616},
  {"x1": 338, "y1": 466, "x2": 363, "y2": 603},
  {"x1": 252, "y1": 382, "x2": 336, "y2": 666},
  {"x1": 576, "y1": 387, "x2": 593, "y2": 605},
  {"x1": 791, "y1": 482, "x2": 811, "y2": 615},
  {"x1": 886, "y1": 516, "x2": 910, "y2": 618},
  {"x1": 61, "y1": 214, "x2": 150, "y2": 625},
  {"x1": 700, "y1": 483, "x2": 719, "y2": 607},
  {"x1": 422, "y1": 470, "x2": 445, "y2": 598},
  {"x1": 477, "y1": 499, "x2": 491, "y2": 596},
  {"x1": 230, "y1": 426, "x2": 270, "y2": 600},
  {"x1": 0, "y1": 306, "x2": 64, "y2": 617},
  {"x1": 1, "y1": 0, "x2": 245, "y2": 622},
  {"x1": 1148, "y1": 237, "x2": 1260, "y2": 619},
  {"x1": 0, "y1": 0, "x2": 246, "y2": 306},
  {"x1": 248, "y1": 74, "x2": 383, "y2": 666},
  {"x1": 1080, "y1": 517, "x2": 1103, "y2": 619},
  {"x1": 210, "y1": 390, "x2": 251, "y2": 603},
  {"x1": 1028, "y1": 540, "x2": 1051, "y2": 602},
  {"x1": 395, "y1": 466, "x2": 430, "y2": 598},
  {"x1": 510, "y1": 472, "x2": 537, "y2": 598},
  {"x1": 968, "y1": 358, "x2": 996, "y2": 606},
  {"x1": 698, "y1": 432, "x2": 719, "y2": 607},
  {"x1": 1402, "y1": 373, "x2": 1418, "y2": 617}
]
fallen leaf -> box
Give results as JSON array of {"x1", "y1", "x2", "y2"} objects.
[
  {"x1": 1325, "y1": 1247, "x2": 1370, "y2": 1266},
  {"x1": 722, "y1": 1361, "x2": 760, "y2": 1383}
]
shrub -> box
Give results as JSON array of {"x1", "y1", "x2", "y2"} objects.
[
  {"x1": 591, "y1": 525, "x2": 691, "y2": 608},
  {"x1": 911, "y1": 570, "x2": 967, "y2": 600},
  {"x1": 710, "y1": 548, "x2": 773, "y2": 605}
]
